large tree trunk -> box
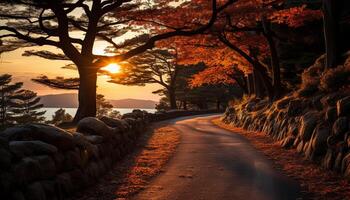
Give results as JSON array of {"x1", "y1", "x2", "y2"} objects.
[
  {"x1": 253, "y1": 68, "x2": 264, "y2": 98},
  {"x1": 168, "y1": 88, "x2": 177, "y2": 110},
  {"x1": 262, "y1": 18, "x2": 282, "y2": 99},
  {"x1": 73, "y1": 67, "x2": 97, "y2": 123},
  {"x1": 247, "y1": 74, "x2": 254, "y2": 96},
  {"x1": 323, "y1": 0, "x2": 340, "y2": 69}
]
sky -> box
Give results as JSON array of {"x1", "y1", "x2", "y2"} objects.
[{"x1": 0, "y1": 46, "x2": 162, "y2": 101}]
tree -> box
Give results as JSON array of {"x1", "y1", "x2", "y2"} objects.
[
  {"x1": 0, "y1": 74, "x2": 23, "y2": 128},
  {"x1": 109, "y1": 48, "x2": 180, "y2": 109},
  {"x1": 174, "y1": 1, "x2": 322, "y2": 100},
  {"x1": 96, "y1": 94, "x2": 114, "y2": 118},
  {"x1": 0, "y1": 0, "x2": 234, "y2": 122},
  {"x1": 322, "y1": 0, "x2": 350, "y2": 69},
  {"x1": 49, "y1": 108, "x2": 73, "y2": 125},
  {"x1": 10, "y1": 90, "x2": 46, "y2": 124}
]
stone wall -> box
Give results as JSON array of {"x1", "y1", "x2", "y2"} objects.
[
  {"x1": 0, "y1": 110, "x2": 150, "y2": 200},
  {"x1": 223, "y1": 93, "x2": 350, "y2": 179},
  {"x1": 0, "y1": 109, "x2": 221, "y2": 200}
]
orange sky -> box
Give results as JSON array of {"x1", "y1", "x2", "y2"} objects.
[{"x1": 0, "y1": 46, "x2": 162, "y2": 101}]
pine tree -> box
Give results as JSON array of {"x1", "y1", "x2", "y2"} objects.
[
  {"x1": 10, "y1": 90, "x2": 46, "y2": 124},
  {"x1": 96, "y1": 94, "x2": 114, "y2": 118},
  {"x1": 0, "y1": 74, "x2": 23, "y2": 128},
  {"x1": 49, "y1": 108, "x2": 73, "y2": 125}
]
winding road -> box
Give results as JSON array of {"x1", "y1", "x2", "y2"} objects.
[{"x1": 133, "y1": 114, "x2": 301, "y2": 200}]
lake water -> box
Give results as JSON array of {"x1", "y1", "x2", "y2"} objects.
[{"x1": 39, "y1": 107, "x2": 157, "y2": 120}]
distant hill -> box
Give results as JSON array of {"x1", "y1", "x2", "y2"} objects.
[
  {"x1": 39, "y1": 93, "x2": 78, "y2": 108},
  {"x1": 108, "y1": 98, "x2": 157, "y2": 109},
  {"x1": 39, "y1": 93, "x2": 157, "y2": 109}
]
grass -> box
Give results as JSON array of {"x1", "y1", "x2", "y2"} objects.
[{"x1": 212, "y1": 118, "x2": 350, "y2": 200}]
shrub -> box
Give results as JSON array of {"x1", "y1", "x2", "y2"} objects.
[{"x1": 320, "y1": 65, "x2": 350, "y2": 91}]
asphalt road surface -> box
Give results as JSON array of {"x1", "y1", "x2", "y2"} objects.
[{"x1": 133, "y1": 114, "x2": 301, "y2": 200}]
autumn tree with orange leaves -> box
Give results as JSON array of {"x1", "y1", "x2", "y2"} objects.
[{"x1": 0, "y1": 0, "x2": 235, "y2": 122}]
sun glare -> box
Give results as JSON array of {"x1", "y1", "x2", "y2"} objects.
[{"x1": 101, "y1": 63, "x2": 121, "y2": 74}]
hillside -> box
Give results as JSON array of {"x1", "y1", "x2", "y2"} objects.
[{"x1": 39, "y1": 93, "x2": 157, "y2": 109}]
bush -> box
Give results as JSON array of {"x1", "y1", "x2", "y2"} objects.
[
  {"x1": 297, "y1": 55, "x2": 324, "y2": 97},
  {"x1": 320, "y1": 65, "x2": 350, "y2": 91}
]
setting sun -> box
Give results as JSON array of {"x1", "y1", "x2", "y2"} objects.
[{"x1": 101, "y1": 63, "x2": 121, "y2": 74}]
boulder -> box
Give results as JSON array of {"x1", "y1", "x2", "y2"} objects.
[
  {"x1": 55, "y1": 173, "x2": 73, "y2": 196},
  {"x1": 85, "y1": 135, "x2": 104, "y2": 144},
  {"x1": 322, "y1": 149, "x2": 336, "y2": 170},
  {"x1": 287, "y1": 99, "x2": 303, "y2": 117},
  {"x1": 310, "y1": 125, "x2": 330, "y2": 156},
  {"x1": 32, "y1": 155, "x2": 56, "y2": 179},
  {"x1": 9, "y1": 141, "x2": 57, "y2": 158},
  {"x1": 77, "y1": 117, "x2": 114, "y2": 139},
  {"x1": 71, "y1": 132, "x2": 98, "y2": 160},
  {"x1": 11, "y1": 190, "x2": 25, "y2": 200},
  {"x1": 41, "y1": 180, "x2": 57, "y2": 200},
  {"x1": 24, "y1": 182, "x2": 46, "y2": 200},
  {"x1": 337, "y1": 96, "x2": 350, "y2": 116},
  {"x1": 14, "y1": 157, "x2": 42, "y2": 185},
  {"x1": 341, "y1": 153, "x2": 350, "y2": 174},
  {"x1": 312, "y1": 95, "x2": 323, "y2": 111},
  {"x1": 0, "y1": 171, "x2": 14, "y2": 196},
  {"x1": 321, "y1": 93, "x2": 344, "y2": 107},
  {"x1": 63, "y1": 149, "x2": 82, "y2": 170},
  {"x1": 0, "y1": 148, "x2": 12, "y2": 169},
  {"x1": 281, "y1": 136, "x2": 295, "y2": 149},
  {"x1": 99, "y1": 116, "x2": 129, "y2": 132},
  {"x1": 299, "y1": 112, "x2": 319, "y2": 141},
  {"x1": 332, "y1": 117, "x2": 348, "y2": 138},
  {"x1": 325, "y1": 107, "x2": 337, "y2": 122},
  {"x1": 69, "y1": 169, "x2": 88, "y2": 191},
  {"x1": 2, "y1": 124, "x2": 75, "y2": 151},
  {"x1": 276, "y1": 97, "x2": 292, "y2": 110}
]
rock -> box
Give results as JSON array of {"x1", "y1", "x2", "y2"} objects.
[
  {"x1": 281, "y1": 136, "x2": 295, "y2": 149},
  {"x1": 77, "y1": 117, "x2": 114, "y2": 139},
  {"x1": 312, "y1": 95, "x2": 323, "y2": 111},
  {"x1": 0, "y1": 137, "x2": 9, "y2": 149},
  {"x1": 2, "y1": 124, "x2": 75, "y2": 151},
  {"x1": 0, "y1": 148, "x2": 12, "y2": 169},
  {"x1": 32, "y1": 155, "x2": 56, "y2": 179},
  {"x1": 14, "y1": 157, "x2": 42, "y2": 185},
  {"x1": 9, "y1": 141, "x2": 57, "y2": 158},
  {"x1": 276, "y1": 97, "x2": 292, "y2": 110},
  {"x1": 341, "y1": 153, "x2": 350, "y2": 174},
  {"x1": 69, "y1": 169, "x2": 88, "y2": 190},
  {"x1": 11, "y1": 190, "x2": 25, "y2": 200},
  {"x1": 287, "y1": 99, "x2": 303, "y2": 116},
  {"x1": 24, "y1": 182, "x2": 46, "y2": 200},
  {"x1": 99, "y1": 116, "x2": 129, "y2": 132},
  {"x1": 310, "y1": 125, "x2": 330, "y2": 156},
  {"x1": 323, "y1": 149, "x2": 336, "y2": 170},
  {"x1": 325, "y1": 107, "x2": 337, "y2": 122},
  {"x1": 85, "y1": 135, "x2": 104, "y2": 144},
  {"x1": 52, "y1": 152, "x2": 65, "y2": 173},
  {"x1": 72, "y1": 132, "x2": 98, "y2": 160},
  {"x1": 63, "y1": 149, "x2": 82, "y2": 170},
  {"x1": 332, "y1": 117, "x2": 348, "y2": 138},
  {"x1": 41, "y1": 180, "x2": 57, "y2": 200},
  {"x1": 337, "y1": 96, "x2": 350, "y2": 116},
  {"x1": 299, "y1": 112, "x2": 319, "y2": 141},
  {"x1": 0, "y1": 171, "x2": 14, "y2": 196},
  {"x1": 334, "y1": 143, "x2": 347, "y2": 172},
  {"x1": 55, "y1": 173, "x2": 73, "y2": 196}
]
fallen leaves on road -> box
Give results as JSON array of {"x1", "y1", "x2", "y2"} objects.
[
  {"x1": 212, "y1": 118, "x2": 350, "y2": 200},
  {"x1": 72, "y1": 124, "x2": 180, "y2": 200}
]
